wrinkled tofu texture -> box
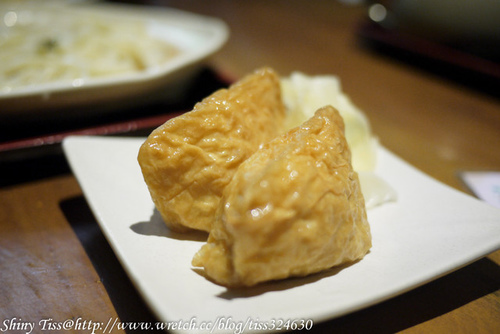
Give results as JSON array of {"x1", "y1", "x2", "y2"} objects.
[
  {"x1": 192, "y1": 106, "x2": 371, "y2": 287},
  {"x1": 137, "y1": 68, "x2": 285, "y2": 232}
]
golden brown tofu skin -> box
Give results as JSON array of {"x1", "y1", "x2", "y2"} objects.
[
  {"x1": 137, "y1": 68, "x2": 285, "y2": 232},
  {"x1": 192, "y1": 106, "x2": 371, "y2": 287}
]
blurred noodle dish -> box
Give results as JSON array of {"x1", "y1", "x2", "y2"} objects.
[{"x1": 0, "y1": 6, "x2": 179, "y2": 93}]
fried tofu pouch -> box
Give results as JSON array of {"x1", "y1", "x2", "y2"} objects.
[
  {"x1": 137, "y1": 68, "x2": 285, "y2": 232},
  {"x1": 192, "y1": 106, "x2": 371, "y2": 287}
]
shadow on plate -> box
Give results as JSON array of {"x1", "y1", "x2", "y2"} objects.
[
  {"x1": 130, "y1": 208, "x2": 208, "y2": 242},
  {"x1": 214, "y1": 260, "x2": 359, "y2": 300}
]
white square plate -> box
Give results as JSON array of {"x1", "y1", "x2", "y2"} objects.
[{"x1": 63, "y1": 135, "x2": 500, "y2": 333}]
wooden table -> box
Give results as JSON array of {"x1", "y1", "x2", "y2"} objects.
[{"x1": 1, "y1": 1, "x2": 499, "y2": 333}]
